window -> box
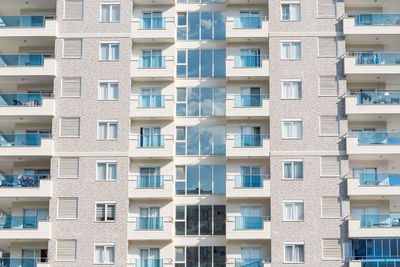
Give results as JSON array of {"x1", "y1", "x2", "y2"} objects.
[
  {"x1": 59, "y1": 158, "x2": 79, "y2": 178},
  {"x1": 321, "y1": 197, "x2": 341, "y2": 218},
  {"x1": 63, "y1": 39, "x2": 82, "y2": 58},
  {"x1": 320, "y1": 156, "x2": 340, "y2": 176},
  {"x1": 98, "y1": 121, "x2": 118, "y2": 140},
  {"x1": 175, "y1": 205, "x2": 226, "y2": 236},
  {"x1": 318, "y1": 0, "x2": 336, "y2": 18},
  {"x1": 98, "y1": 82, "x2": 118, "y2": 100},
  {"x1": 284, "y1": 244, "x2": 304, "y2": 263},
  {"x1": 62, "y1": 77, "x2": 81, "y2": 97},
  {"x1": 320, "y1": 116, "x2": 339, "y2": 136},
  {"x1": 56, "y1": 240, "x2": 76, "y2": 261},
  {"x1": 241, "y1": 247, "x2": 262, "y2": 261},
  {"x1": 176, "y1": 88, "x2": 226, "y2": 117},
  {"x1": 281, "y1": 3, "x2": 300, "y2": 21},
  {"x1": 322, "y1": 239, "x2": 342, "y2": 260},
  {"x1": 57, "y1": 198, "x2": 78, "y2": 219},
  {"x1": 175, "y1": 246, "x2": 226, "y2": 267},
  {"x1": 177, "y1": 49, "x2": 226, "y2": 78},
  {"x1": 175, "y1": 126, "x2": 226, "y2": 156},
  {"x1": 139, "y1": 127, "x2": 162, "y2": 147},
  {"x1": 142, "y1": 12, "x2": 163, "y2": 29},
  {"x1": 64, "y1": 0, "x2": 83, "y2": 20},
  {"x1": 177, "y1": 12, "x2": 225, "y2": 40},
  {"x1": 96, "y1": 203, "x2": 115, "y2": 222},
  {"x1": 97, "y1": 162, "x2": 117, "y2": 181},
  {"x1": 282, "y1": 80, "x2": 301, "y2": 99},
  {"x1": 283, "y1": 161, "x2": 303, "y2": 179},
  {"x1": 94, "y1": 244, "x2": 115, "y2": 264},
  {"x1": 236, "y1": 166, "x2": 262, "y2": 188},
  {"x1": 139, "y1": 248, "x2": 160, "y2": 263},
  {"x1": 284, "y1": 201, "x2": 304, "y2": 221},
  {"x1": 281, "y1": 42, "x2": 301, "y2": 60},
  {"x1": 319, "y1": 76, "x2": 338, "y2": 96},
  {"x1": 100, "y1": 3, "x2": 120, "y2": 22},
  {"x1": 60, "y1": 118, "x2": 80, "y2": 137},
  {"x1": 140, "y1": 50, "x2": 163, "y2": 68},
  {"x1": 318, "y1": 37, "x2": 337, "y2": 57},
  {"x1": 99, "y1": 43, "x2": 119, "y2": 60},
  {"x1": 175, "y1": 165, "x2": 226, "y2": 195},
  {"x1": 282, "y1": 120, "x2": 302, "y2": 139}
]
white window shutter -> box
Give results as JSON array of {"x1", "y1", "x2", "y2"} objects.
[
  {"x1": 64, "y1": 0, "x2": 83, "y2": 20},
  {"x1": 322, "y1": 239, "x2": 342, "y2": 260},
  {"x1": 57, "y1": 240, "x2": 77, "y2": 261},
  {"x1": 60, "y1": 118, "x2": 80, "y2": 137},
  {"x1": 321, "y1": 156, "x2": 340, "y2": 176},
  {"x1": 321, "y1": 197, "x2": 341, "y2": 218},
  {"x1": 62, "y1": 77, "x2": 81, "y2": 97},
  {"x1": 319, "y1": 37, "x2": 337, "y2": 57},
  {"x1": 63, "y1": 39, "x2": 82, "y2": 58},
  {"x1": 58, "y1": 198, "x2": 78, "y2": 219},
  {"x1": 319, "y1": 76, "x2": 338, "y2": 96},
  {"x1": 320, "y1": 116, "x2": 339, "y2": 136},
  {"x1": 59, "y1": 158, "x2": 79, "y2": 178},
  {"x1": 318, "y1": 0, "x2": 336, "y2": 18}
]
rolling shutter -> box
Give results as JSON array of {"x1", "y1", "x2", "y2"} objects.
[
  {"x1": 63, "y1": 39, "x2": 82, "y2": 58},
  {"x1": 319, "y1": 76, "x2": 338, "y2": 96},
  {"x1": 319, "y1": 37, "x2": 337, "y2": 57},
  {"x1": 58, "y1": 198, "x2": 78, "y2": 219},
  {"x1": 59, "y1": 158, "x2": 79, "y2": 178},
  {"x1": 57, "y1": 240, "x2": 77, "y2": 261},
  {"x1": 60, "y1": 118, "x2": 80, "y2": 137},
  {"x1": 322, "y1": 197, "x2": 341, "y2": 218},
  {"x1": 323, "y1": 239, "x2": 342, "y2": 260},
  {"x1": 318, "y1": 0, "x2": 336, "y2": 18},
  {"x1": 320, "y1": 116, "x2": 339, "y2": 136},
  {"x1": 62, "y1": 77, "x2": 81, "y2": 97},
  {"x1": 64, "y1": 0, "x2": 83, "y2": 20},
  {"x1": 321, "y1": 156, "x2": 340, "y2": 176}
]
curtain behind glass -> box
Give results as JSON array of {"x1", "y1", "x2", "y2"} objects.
[
  {"x1": 106, "y1": 247, "x2": 114, "y2": 263},
  {"x1": 95, "y1": 246, "x2": 103, "y2": 263},
  {"x1": 101, "y1": 44, "x2": 109, "y2": 60},
  {"x1": 97, "y1": 163, "x2": 106, "y2": 180},
  {"x1": 111, "y1": 5, "x2": 120, "y2": 21},
  {"x1": 290, "y1": 4, "x2": 300, "y2": 21},
  {"x1": 285, "y1": 246, "x2": 293, "y2": 262},
  {"x1": 101, "y1": 5, "x2": 110, "y2": 22}
]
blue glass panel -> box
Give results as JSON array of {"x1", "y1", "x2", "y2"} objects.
[
  {"x1": 139, "y1": 17, "x2": 165, "y2": 29},
  {"x1": 0, "y1": 216, "x2": 38, "y2": 229},
  {"x1": 213, "y1": 50, "x2": 226, "y2": 78},
  {"x1": 188, "y1": 50, "x2": 200, "y2": 77},
  {"x1": 201, "y1": 12, "x2": 212, "y2": 40},
  {"x1": 139, "y1": 56, "x2": 165, "y2": 68},
  {"x1": 187, "y1": 166, "x2": 199, "y2": 195},
  {"x1": 177, "y1": 27, "x2": 187, "y2": 40},
  {"x1": 201, "y1": 87, "x2": 212, "y2": 116},
  {"x1": 201, "y1": 50, "x2": 212, "y2": 78},
  {"x1": 188, "y1": 88, "x2": 199, "y2": 116},
  {"x1": 0, "y1": 16, "x2": 45, "y2": 27},
  {"x1": 355, "y1": 14, "x2": 400, "y2": 26},
  {"x1": 213, "y1": 165, "x2": 226, "y2": 194},
  {"x1": 0, "y1": 134, "x2": 41, "y2": 147},
  {"x1": 0, "y1": 93, "x2": 42, "y2": 106},
  {"x1": 176, "y1": 142, "x2": 186, "y2": 155},
  {"x1": 214, "y1": 88, "x2": 226, "y2": 116},
  {"x1": 200, "y1": 127, "x2": 212, "y2": 155},
  {"x1": 0, "y1": 258, "x2": 37, "y2": 267},
  {"x1": 213, "y1": 126, "x2": 226, "y2": 155},
  {"x1": 177, "y1": 65, "x2": 186, "y2": 77},
  {"x1": 136, "y1": 259, "x2": 163, "y2": 267},
  {"x1": 234, "y1": 17, "x2": 261, "y2": 28},
  {"x1": 234, "y1": 95, "x2": 262, "y2": 107},
  {"x1": 355, "y1": 132, "x2": 400, "y2": 145},
  {"x1": 137, "y1": 175, "x2": 164, "y2": 188},
  {"x1": 234, "y1": 175, "x2": 262, "y2": 188},
  {"x1": 0, "y1": 54, "x2": 44, "y2": 66},
  {"x1": 357, "y1": 91, "x2": 400, "y2": 105},
  {"x1": 235, "y1": 216, "x2": 263, "y2": 229},
  {"x1": 361, "y1": 214, "x2": 400, "y2": 228},
  {"x1": 138, "y1": 135, "x2": 164, "y2": 147},
  {"x1": 355, "y1": 52, "x2": 400, "y2": 65},
  {"x1": 0, "y1": 174, "x2": 40, "y2": 187},
  {"x1": 188, "y1": 12, "x2": 200, "y2": 40},
  {"x1": 138, "y1": 95, "x2": 165, "y2": 108},
  {"x1": 235, "y1": 258, "x2": 264, "y2": 267},
  {"x1": 234, "y1": 55, "x2": 262, "y2": 67},
  {"x1": 187, "y1": 127, "x2": 199, "y2": 155},
  {"x1": 234, "y1": 134, "x2": 262, "y2": 147},
  {"x1": 176, "y1": 103, "x2": 186, "y2": 116},
  {"x1": 136, "y1": 217, "x2": 163, "y2": 230},
  {"x1": 214, "y1": 12, "x2": 226, "y2": 40}
]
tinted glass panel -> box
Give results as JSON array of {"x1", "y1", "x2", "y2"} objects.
[
  {"x1": 200, "y1": 206, "x2": 212, "y2": 235},
  {"x1": 201, "y1": 50, "x2": 213, "y2": 78},
  {"x1": 214, "y1": 12, "x2": 226, "y2": 40},
  {"x1": 213, "y1": 165, "x2": 226, "y2": 194},
  {"x1": 187, "y1": 165, "x2": 199, "y2": 195},
  {"x1": 201, "y1": 12, "x2": 212, "y2": 40},
  {"x1": 200, "y1": 127, "x2": 212, "y2": 155},
  {"x1": 201, "y1": 87, "x2": 213, "y2": 116},
  {"x1": 187, "y1": 206, "x2": 199, "y2": 235},
  {"x1": 187, "y1": 127, "x2": 199, "y2": 155},
  {"x1": 188, "y1": 13, "x2": 200, "y2": 40},
  {"x1": 200, "y1": 165, "x2": 212, "y2": 194},
  {"x1": 200, "y1": 246, "x2": 212, "y2": 267},
  {"x1": 214, "y1": 50, "x2": 226, "y2": 78},
  {"x1": 187, "y1": 247, "x2": 199, "y2": 267},
  {"x1": 188, "y1": 88, "x2": 199, "y2": 116},
  {"x1": 214, "y1": 205, "x2": 226, "y2": 235},
  {"x1": 214, "y1": 88, "x2": 226, "y2": 116},
  {"x1": 188, "y1": 50, "x2": 200, "y2": 77}
]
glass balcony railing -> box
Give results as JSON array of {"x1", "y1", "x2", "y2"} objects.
[
  {"x1": 138, "y1": 95, "x2": 165, "y2": 108},
  {"x1": 355, "y1": 13, "x2": 400, "y2": 26},
  {"x1": 139, "y1": 17, "x2": 166, "y2": 29},
  {"x1": 234, "y1": 17, "x2": 262, "y2": 28},
  {"x1": 234, "y1": 55, "x2": 265, "y2": 68},
  {"x1": 234, "y1": 175, "x2": 263, "y2": 188},
  {"x1": 351, "y1": 132, "x2": 400, "y2": 145},
  {"x1": 0, "y1": 216, "x2": 38, "y2": 229},
  {"x1": 136, "y1": 217, "x2": 163, "y2": 230},
  {"x1": 357, "y1": 91, "x2": 400, "y2": 104},
  {"x1": 234, "y1": 134, "x2": 266, "y2": 147},
  {"x1": 359, "y1": 173, "x2": 400, "y2": 186},
  {"x1": 137, "y1": 175, "x2": 164, "y2": 189},
  {"x1": 0, "y1": 15, "x2": 47, "y2": 27},
  {"x1": 359, "y1": 258, "x2": 400, "y2": 267},
  {"x1": 235, "y1": 216, "x2": 264, "y2": 230},
  {"x1": 0, "y1": 133, "x2": 45, "y2": 147},
  {"x1": 139, "y1": 56, "x2": 165, "y2": 68},
  {"x1": 0, "y1": 258, "x2": 37, "y2": 267},
  {"x1": 235, "y1": 258, "x2": 265, "y2": 267},
  {"x1": 234, "y1": 95, "x2": 265, "y2": 107},
  {"x1": 137, "y1": 135, "x2": 164, "y2": 148},
  {"x1": 360, "y1": 214, "x2": 400, "y2": 228},
  {"x1": 0, "y1": 94, "x2": 43, "y2": 106},
  {"x1": 136, "y1": 259, "x2": 163, "y2": 267},
  {"x1": 0, "y1": 174, "x2": 49, "y2": 187},
  {"x1": 353, "y1": 52, "x2": 400, "y2": 65},
  {"x1": 0, "y1": 54, "x2": 46, "y2": 67}
]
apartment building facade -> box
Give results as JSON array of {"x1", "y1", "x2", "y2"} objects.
[{"x1": 0, "y1": 0, "x2": 398, "y2": 266}]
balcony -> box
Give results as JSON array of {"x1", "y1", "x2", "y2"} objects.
[
  {"x1": 133, "y1": 0, "x2": 174, "y2": 4},
  {"x1": 349, "y1": 216, "x2": 400, "y2": 238},
  {"x1": 0, "y1": 54, "x2": 56, "y2": 76},
  {"x1": 130, "y1": 95, "x2": 174, "y2": 120},
  {"x1": 0, "y1": 258, "x2": 49, "y2": 267},
  {"x1": 0, "y1": 94, "x2": 55, "y2": 116},
  {"x1": 231, "y1": 258, "x2": 271, "y2": 267},
  {"x1": 0, "y1": 218, "x2": 51, "y2": 239},
  {"x1": 344, "y1": 14, "x2": 400, "y2": 36},
  {"x1": 226, "y1": 175, "x2": 270, "y2": 198},
  {"x1": 227, "y1": 0, "x2": 268, "y2": 4},
  {"x1": 348, "y1": 173, "x2": 400, "y2": 197},
  {"x1": 129, "y1": 135, "x2": 173, "y2": 159},
  {"x1": 128, "y1": 175, "x2": 173, "y2": 199},
  {"x1": 0, "y1": 15, "x2": 57, "y2": 37},
  {"x1": 0, "y1": 175, "x2": 52, "y2": 198},
  {"x1": 345, "y1": 52, "x2": 400, "y2": 75},
  {"x1": 346, "y1": 92, "x2": 400, "y2": 115},
  {"x1": 226, "y1": 16, "x2": 269, "y2": 42},
  {"x1": 226, "y1": 55, "x2": 269, "y2": 80},
  {"x1": 127, "y1": 217, "x2": 173, "y2": 240},
  {"x1": 226, "y1": 134, "x2": 270, "y2": 158},
  {"x1": 226, "y1": 216, "x2": 271, "y2": 240},
  {"x1": 131, "y1": 56, "x2": 174, "y2": 81},
  {"x1": 135, "y1": 259, "x2": 164, "y2": 267},
  {"x1": 226, "y1": 94, "x2": 269, "y2": 119},
  {"x1": 349, "y1": 259, "x2": 400, "y2": 267},
  {"x1": 0, "y1": 134, "x2": 53, "y2": 156},
  {"x1": 131, "y1": 17, "x2": 175, "y2": 43}
]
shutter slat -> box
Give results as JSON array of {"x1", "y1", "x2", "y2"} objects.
[
  {"x1": 58, "y1": 198, "x2": 78, "y2": 219},
  {"x1": 323, "y1": 239, "x2": 342, "y2": 260},
  {"x1": 63, "y1": 39, "x2": 82, "y2": 58},
  {"x1": 57, "y1": 240, "x2": 76, "y2": 261},
  {"x1": 60, "y1": 118, "x2": 80, "y2": 137},
  {"x1": 318, "y1": 0, "x2": 336, "y2": 18},
  {"x1": 322, "y1": 197, "x2": 341, "y2": 218},
  {"x1": 59, "y1": 158, "x2": 79, "y2": 178},
  {"x1": 320, "y1": 116, "x2": 339, "y2": 136},
  {"x1": 319, "y1": 37, "x2": 337, "y2": 57},
  {"x1": 321, "y1": 156, "x2": 340, "y2": 176},
  {"x1": 64, "y1": 0, "x2": 83, "y2": 20},
  {"x1": 62, "y1": 77, "x2": 81, "y2": 97},
  {"x1": 319, "y1": 76, "x2": 338, "y2": 96}
]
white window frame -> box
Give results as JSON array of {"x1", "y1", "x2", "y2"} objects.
[
  {"x1": 284, "y1": 242, "x2": 305, "y2": 263},
  {"x1": 98, "y1": 81, "x2": 119, "y2": 101},
  {"x1": 94, "y1": 243, "x2": 115, "y2": 264},
  {"x1": 282, "y1": 159, "x2": 303, "y2": 180},
  {"x1": 282, "y1": 119, "x2": 303, "y2": 139},
  {"x1": 95, "y1": 201, "x2": 116, "y2": 222},
  {"x1": 281, "y1": 79, "x2": 302, "y2": 99},
  {"x1": 281, "y1": 41, "x2": 301, "y2": 60},
  {"x1": 56, "y1": 239, "x2": 77, "y2": 262},
  {"x1": 96, "y1": 160, "x2": 117, "y2": 181},
  {"x1": 99, "y1": 42, "x2": 120, "y2": 61},
  {"x1": 280, "y1": 2, "x2": 300, "y2": 21},
  {"x1": 100, "y1": 3, "x2": 120, "y2": 22},
  {"x1": 283, "y1": 200, "x2": 304, "y2": 221},
  {"x1": 97, "y1": 121, "x2": 118, "y2": 140}
]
